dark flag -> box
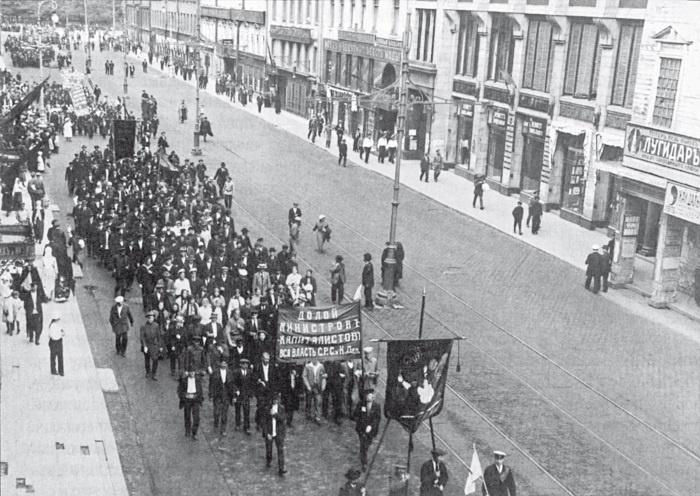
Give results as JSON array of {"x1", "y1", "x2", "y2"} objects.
[
  {"x1": 384, "y1": 339, "x2": 453, "y2": 434},
  {"x1": 0, "y1": 76, "x2": 50, "y2": 130},
  {"x1": 113, "y1": 120, "x2": 136, "y2": 160}
]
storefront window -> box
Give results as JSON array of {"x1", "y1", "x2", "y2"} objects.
[
  {"x1": 520, "y1": 118, "x2": 546, "y2": 191},
  {"x1": 355, "y1": 57, "x2": 364, "y2": 91},
  {"x1": 562, "y1": 145, "x2": 586, "y2": 213},
  {"x1": 487, "y1": 108, "x2": 507, "y2": 179},
  {"x1": 365, "y1": 59, "x2": 374, "y2": 92},
  {"x1": 455, "y1": 101, "x2": 474, "y2": 167},
  {"x1": 325, "y1": 50, "x2": 334, "y2": 82}
]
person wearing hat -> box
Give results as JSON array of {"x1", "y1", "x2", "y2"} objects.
[
  {"x1": 361, "y1": 346, "x2": 379, "y2": 392},
  {"x1": 262, "y1": 391, "x2": 287, "y2": 476},
  {"x1": 339, "y1": 138, "x2": 348, "y2": 167},
  {"x1": 419, "y1": 448, "x2": 449, "y2": 495},
  {"x1": 167, "y1": 315, "x2": 187, "y2": 377},
  {"x1": 482, "y1": 450, "x2": 516, "y2": 496},
  {"x1": 47, "y1": 311, "x2": 65, "y2": 376},
  {"x1": 288, "y1": 202, "x2": 302, "y2": 228},
  {"x1": 526, "y1": 194, "x2": 543, "y2": 234},
  {"x1": 361, "y1": 253, "x2": 374, "y2": 310},
  {"x1": 140, "y1": 310, "x2": 162, "y2": 380},
  {"x1": 338, "y1": 468, "x2": 365, "y2": 496},
  {"x1": 233, "y1": 357, "x2": 255, "y2": 434},
  {"x1": 109, "y1": 295, "x2": 134, "y2": 356},
  {"x1": 330, "y1": 255, "x2": 347, "y2": 304},
  {"x1": 313, "y1": 215, "x2": 331, "y2": 252},
  {"x1": 177, "y1": 367, "x2": 204, "y2": 440},
  {"x1": 354, "y1": 388, "x2": 381, "y2": 472},
  {"x1": 253, "y1": 263, "x2": 271, "y2": 295},
  {"x1": 22, "y1": 280, "x2": 48, "y2": 345},
  {"x1": 585, "y1": 244, "x2": 604, "y2": 294},
  {"x1": 210, "y1": 359, "x2": 235, "y2": 436}
]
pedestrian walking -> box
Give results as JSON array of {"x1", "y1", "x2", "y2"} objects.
[
  {"x1": 47, "y1": 312, "x2": 65, "y2": 376},
  {"x1": 233, "y1": 358, "x2": 254, "y2": 434},
  {"x1": 336, "y1": 124, "x2": 345, "y2": 148},
  {"x1": 325, "y1": 123, "x2": 333, "y2": 148},
  {"x1": 303, "y1": 359, "x2": 326, "y2": 424},
  {"x1": 213, "y1": 162, "x2": 229, "y2": 198},
  {"x1": 352, "y1": 128, "x2": 361, "y2": 153},
  {"x1": 377, "y1": 133, "x2": 388, "y2": 163},
  {"x1": 387, "y1": 134, "x2": 397, "y2": 163},
  {"x1": 330, "y1": 255, "x2": 346, "y2": 304},
  {"x1": 179, "y1": 100, "x2": 188, "y2": 123},
  {"x1": 420, "y1": 152, "x2": 431, "y2": 182},
  {"x1": 210, "y1": 359, "x2": 235, "y2": 436},
  {"x1": 339, "y1": 138, "x2": 348, "y2": 167},
  {"x1": 308, "y1": 116, "x2": 317, "y2": 143},
  {"x1": 473, "y1": 174, "x2": 485, "y2": 209},
  {"x1": 512, "y1": 201, "x2": 524, "y2": 235},
  {"x1": 482, "y1": 450, "x2": 516, "y2": 496},
  {"x1": 420, "y1": 449, "x2": 449, "y2": 496},
  {"x1": 361, "y1": 253, "x2": 374, "y2": 310},
  {"x1": 526, "y1": 194, "x2": 543, "y2": 234},
  {"x1": 312, "y1": 215, "x2": 331, "y2": 253},
  {"x1": 199, "y1": 116, "x2": 213, "y2": 142},
  {"x1": 22, "y1": 281, "x2": 48, "y2": 345},
  {"x1": 178, "y1": 368, "x2": 204, "y2": 440},
  {"x1": 288, "y1": 202, "x2": 302, "y2": 227},
  {"x1": 362, "y1": 135, "x2": 372, "y2": 163},
  {"x1": 223, "y1": 177, "x2": 234, "y2": 209},
  {"x1": 601, "y1": 243, "x2": 612, "y2": 292},
  {"x1": 4, "y1": 290, "x2": 23, "y2": 336},
  {"x1": 585, "y1": 244, "x2": 604, "y2": 294},
  {"x1": 354, "y1": 388, "x2": 381, "y2": 472},
  {"x1": 109, "y1": 295, "x2": 134, "y2": 356},
  {"x1": 263, "y1": 392, "x2": 288, "y2": 476},
  {"x1": 140, "y1": 310, "x2": 162, "y2": 380},
  {"x1": 433, "y1": 150, "x2": 443, "y2": 182}
]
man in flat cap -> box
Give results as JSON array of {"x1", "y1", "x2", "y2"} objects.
[
  {"x1": 262, "y1": 392, "x2": 287, "y2": 476},
  {"x1": 354, "y1": 388, "x2": 381, "y2": 472},
  {"x1": 482, "y1": 451, "x2": 516, "y2": 496},
  {"x1": 178, "y1": 366, "x2": 204, "y2": 440},
  {"x1": 140, "y1": 310, "x2": 162, "y2": 380},
  {"x1": 233, "y1": 357, "x2": 255, "y2": 434},
  {"x1": 585, "y1": 244, "x2": 604, "y2": 294},
  {"x1": 420, "y1": 448, "x2": 449, "y2": 495},
  {"x1": 338, "y1": 468, "x2": 365, "y2": 496}
]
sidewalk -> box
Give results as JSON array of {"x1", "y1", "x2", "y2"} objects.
[
  {"x1": 0, "y1": 207, "x2": 128, "y2": 495},
  {"x1": 136, "y1": 53, "x2": 700, "y2": 323}
]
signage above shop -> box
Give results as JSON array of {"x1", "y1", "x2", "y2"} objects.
[
  {"x1": 559, "y1": 100, "x2": 597, "y2": 124},
  {"x1": 483, "y1": 84, "x2": 511, "y2": 105},
  {"x1": 201, "y1": 6, "x2": 229, "y2": 20},
  {"x1": 338, "y1": 30, "x2": 376, "y2": 45},
  {"x1": 270, "y1": 25, "x2": 312, "y2": 44},
  {"x1": 458, "y1": 102, "x2": 474, "y2": 118},
  {"x1": 518, "y1": 92, "x2": 551, "y2": 114},
  {"x1": 664, "y1": 183, "x2": 700, "y2": 224},
  {"x1": 325, "y1": 39, "x2": 401, "y2": 63},
  {"x1": 452, "y1": 79, "x2": 479, "y2": 97},
  {"x1": 522, "y1": 117, "x2": 546, "y2": 138},
  {"x1": 488, "y1": 107, "x2": 508, "y2": 128},
  {"x1": 230, "y1": 9, "x2": 265, "y2": 25},
  {"x1": 625, "y1": 123, "x2": 700, "y2": 177}
]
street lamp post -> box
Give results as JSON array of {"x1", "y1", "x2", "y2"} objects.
[
  {"x1": 83, "y1": 0, "x2": 91, "y2": 73},
  {"x1": 381, "y1": 13, "x2": 411, "y2": 298},
  {"x1": 192, "y1": 0, "x2": 202, "y2": 155}
]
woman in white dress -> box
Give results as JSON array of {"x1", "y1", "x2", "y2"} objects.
[
  {"x1": 63, "y1": 118, "x2": 73, "y2": 142},
  {"x1": 41, "y1": 246, "x2": 58, "y2": 299},
  {"x1": 285, "y1": 265, "x2": 302, "y2": 305}
]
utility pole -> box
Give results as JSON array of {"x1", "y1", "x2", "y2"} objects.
[
  {"x1": 83, "y1": 0, "x2": 91, "y2": 73},
  {"x1": 191, "y1": 0, "x2": 202, "y2": 155},
  {"x1": 381, "y1": 13, "x2": 410, "y2": 299}
]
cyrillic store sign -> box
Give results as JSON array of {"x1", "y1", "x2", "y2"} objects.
[
  {"x1": 664, "y1": 183, "x2": 700, "y2": 224},
  {"x1": 625, "y1": 123, "x2": 700, "y2": 176}
]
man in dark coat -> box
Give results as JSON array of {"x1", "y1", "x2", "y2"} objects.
[
  {"x1": 601, "y1": 244, "x2": 612, "y2": 292},
  {"x1": 233, "y1": 358, "x2": 254, "y2": 434},
  {"x1": 354, "y1": 389, "x2": 381, "y2": 472},
  {"x1": 585, "y1": 244, "x2": 604, "y2": 294},
  {"x1": 338, "y1": 468, "x2": 365, "y2": 496},
  {"x1": 361, "y1": 253, "x2": 374, "y2": 310},
  {"x1": 22, "y1": 281, "x2": 48, "y2": 345},
  {"x1": 262, "y1": 392, "x2": 287, "y2": 476},
  {"x1": 178, "y1": 368, "x2": 204, "y2": 440},
  {"x1": 288, "y1": 202, "x2": 302, "y2": 228},
  {"x1": 482, "y1": 450, "x2": 516, "y2": 496},
  {"x1": 338, "y1": 138, "x2": 348, "y2": 167},
  {"x1": 526, "y1": 195, "x2": 543, "y2": 234},
  {"x1": 420, "y1": 449, "x2": 449, "y2": 496},
  {"x1": 109, "y1": 295, "x2": 134, "y2": 356},
  {"x1": 199, "y1": 116, "x2": 213, "y2": 142},
  {"x1": 140, "y1": 310, "x2": 162, "y2": 380},
  {"x1": 279, "y1": 365, "x2": 302, "y2": 426},
  {"x1": 210, "y1": 359, "x2": 235, "y2": 436},
  {"x1": 473, "y1": 174, "x2": 485, "y2": 209}
]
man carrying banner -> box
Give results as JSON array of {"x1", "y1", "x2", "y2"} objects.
[
  {"x1": 420, "y1": 449, "x2": 449, "y2": 495},
  {"x1": 482, "y1": 451, "x2": 516, "y2": 496},
  {"x1": 354, "y1": 388, "x2": 381, "y2": 472}
]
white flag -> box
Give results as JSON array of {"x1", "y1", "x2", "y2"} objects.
[
  {"x1": 352, "y1": 285, "x2": 363, "y2": 302},
  {"x1": 464, "y1": 445, "x2": 483, "y2": 495}
]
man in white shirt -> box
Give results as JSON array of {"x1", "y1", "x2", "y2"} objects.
[
  {"x1": 377, "y1": 133, "x2": 388, "y2": 163},
  {"x1": 210, "y1": 360, "x2": 235, "y2": 436},
  {"x1": 47, "y1": 312, "x2": 65, "y2": 376},
  {"x1": 177, "y1": 369, "x2": 204, "y2": 440},
  {"x1": 362, "y1": 135, "x2": 373, "y2": 164},
  {"x1": 303, "y1": 359, "x2": 326, "y2": 425}
]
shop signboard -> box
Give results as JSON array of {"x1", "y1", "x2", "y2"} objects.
[
  {"x1": 270, "y1": 25, "x2": 312, "y2": 44},
  {"x1": 625, "y1": 123, "x2": 700, "y2": 176},
  {"x1": 324, "y1": 39, "x2": 401, "y2": 63},
  {"x1": 622, "y1": 213, "x2": 641, "y2": 236},
  {"x1": 664, "y1": 183, "x2": 700, "y2": 224}
]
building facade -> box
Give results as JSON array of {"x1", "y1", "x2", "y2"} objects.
[{"x1": 609, "y1": 0, "x2": 700, "y2": 307}]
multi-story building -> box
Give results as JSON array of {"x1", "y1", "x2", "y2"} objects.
[{"x1": 609, "y1": 0, "x2": 700, "y2": 307}]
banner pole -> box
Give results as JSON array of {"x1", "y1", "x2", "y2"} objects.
[
  {"x1": 404, "y1": 432, "x2": 413, "y2": 493},
  {"x1": 428, "y1": 417, "x2": 437, "y2": 452},
  {"x1": 363, "y1": 418, "x2": 390, "y2": 483},
  {"x1": 418, "y1": 288, "x2": 426, "y2": 339},
  {"x1": 359, "y1": 300, "x2": 366, "y2": 397}
]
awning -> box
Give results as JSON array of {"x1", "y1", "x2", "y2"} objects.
[
  {"x1": 550, "y1": 116, "x2": 589, "y2": 136},
  {"x1": 600, "y1": 128, "x2": 625, "y2": 148},
  {"x1": 596, "y1": 161, "x2": 668, "y2": 190}
]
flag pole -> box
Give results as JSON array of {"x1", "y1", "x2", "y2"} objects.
[
  {"x1": 418, "y1": 288, "x2": 426, "y2": 339},
  {"x1": 363, "y1": 418, "x2": 390, "y2": 483},
  {"x1": 404, "y1": 432, "x2": 413, "y2": 493}
]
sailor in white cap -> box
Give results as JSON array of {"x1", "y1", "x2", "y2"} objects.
[
  {"x1": 585, "y1": 243, "x2": 604, "y2": 294},
  {"x1": 483, "y1": 450, "x2": 516, "y2": 496},
  {"x1": 110, "y1": 294, "x2": 134, "y2": 356}
]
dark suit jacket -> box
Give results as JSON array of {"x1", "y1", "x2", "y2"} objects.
[
  {"x1": 288, "y1": 207, "x2": 302, "y2": 226},
  {"x1": 354, "y1": 401, "x2": 381, "y2": 439},
  {"x1": 585, "y1": 252, "x2": 604, "y2": 276},
  {"x1": 177, "y1": 375, "x2": 204, "y2": 405},
  {"x1": 482, "y1": 463, "x2": 516, "y2": 496},
  {"x1": 420, "y1": 459, "x2": 449, "y2": 496},
  {"x1": 209, "y1": 369, "x2": 236, "y2": 404},
  {"x1": 362, "y1": 262, "x2": 374, "y2": 288},
  {"x1": 262, "y1": 404, "x2": 287, "y2": 441},
  {"x1": 233, "y1": 368, "x2": 256, "y2": 401},
  {"x1": 22, "y1": 288, "x2": 48, "y2": 318},
  {"x1": 109, "y1": 303, "x2": 134, "y2": 335}
]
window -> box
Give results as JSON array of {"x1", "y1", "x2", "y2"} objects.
[
  {"x1": 455, "y1": 12, "x2": 480, "y2": 78},
  {"x1": 522, "y1": 19, "x2": 554, "y2": 92},
  {"x1": 340, "y1": 0, "x2": 345, "y2": 28},
  {"x1": 415, "y1": 9, "x2": 436, "y2": 63},
  {"x1": 345, "y1": 54, "x2": 353, "y2": 87},
  {"x1": 366, "y1": 58, "x2": 374, "y2": 92},
  {"x1": 315, "y1": 0, "x2": 319, "y2": 24},
  {"x1": 282, "y1": 0, "x2": 288, "y2": 22},
  {"x1": 564, "y1": 21, "x2": 601, "y2": 99},
  {"x1": 330, "y1": 0, "x2": 335, "y2": 28},
  {"x1": 325, "y1": 50, "x2": 334, "y2": 81},
  {"x1": 355, "y1": 56, "x2": 364, "y2": 90},
  {"x1": 350, "y1": 0, "x2": 355, "y2": 29},
  {"x1": 361, "y1": 0, "x2": 366, "y2": 30},
  {"x1": 372, "y1": 0, "x2": 379, "y2": 32},
  {"x1": 488, "y1": 15, "x2": 515, "y2": 81},
  {"x1": 272, "y1": 0, "x2": 277, "y2": 21},
  {"x1": 611, "y1": 23, "x2": 642, "y2": 108},
  {"x1": 290, "y1": 0, "x2": 295, "y2": 24},
  {"x1": 653, "y1": 57, "x2": 681, "y2": 128},
  {"x1": 391, "y1": 0, "x2": 400, "y2": 35},
  {"x1": 335, "y1": 52, "x2": 342, "y2": 84}
]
